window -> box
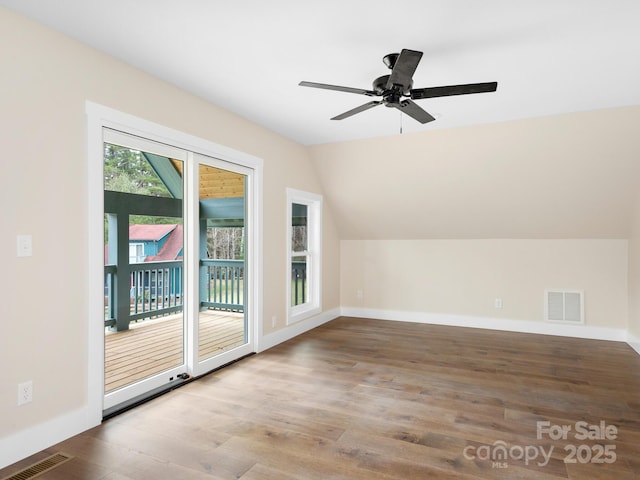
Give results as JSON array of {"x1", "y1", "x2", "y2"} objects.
[
  {"x1": 287, "y1": 188, "x2": 322, "y2": 323},
  {"x1": 129, "y1": 243, "x2": 145, "y2": 264}
]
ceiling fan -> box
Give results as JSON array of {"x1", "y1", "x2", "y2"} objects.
[{"x1": 299, "y1": 48, "x2": 497, "y2": 124}]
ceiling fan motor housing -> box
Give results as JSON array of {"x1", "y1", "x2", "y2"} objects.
[
  {"x1": 373, "y1": 75, "x2": 390, "y2": 95},
  {"x1": 373, "y1": 75, "x2": 413, "y2": 98}
]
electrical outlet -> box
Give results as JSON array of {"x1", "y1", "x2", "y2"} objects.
[
  {"x1": 494, "y1": 298, "x2": 503, "y2": 309},
  {"x1": 18, "y1": 381, "x2": 33, "y2": 406},
  {"x1": 356, "y1": 289, "x2": 363, "y2": 301},
  {"x1": 271, "y1": 315, "x2": 277, "y2": 328}
]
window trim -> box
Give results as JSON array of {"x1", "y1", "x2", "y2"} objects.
[{"x1": 286, "y1": 188, "x2": 322, "y2": 324}]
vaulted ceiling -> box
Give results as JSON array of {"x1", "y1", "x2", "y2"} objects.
[
  {"x1": 1, "y1": 0, "x2": 639, "y2": 146},
  {"x1": 2, "y1": 1, "x2": 640, "y2": 240}
]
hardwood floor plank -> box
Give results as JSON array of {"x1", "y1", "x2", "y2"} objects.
[
  {"x1": 238, "y1": 463, "x2": 309, "y2": 480},
  {"x1": 3, "y1": 316, "x2": 640, "y2": 479}
]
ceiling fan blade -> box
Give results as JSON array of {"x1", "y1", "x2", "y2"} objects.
[
  {"x1": 331, "y1": 101, "x2": 382, "y2": 120},
  {"x1": 299, "y1": 81, "x2": 377, "y2": 97},
  {"x1": 410, "y1": 81, "x2": 498, "y2": 100},
  {"x1": 386, "y1": 49, "x2": 423, "y2": 91},
  {"x1": 391, "y1": 99, "x2": 436, "y2": 124}
]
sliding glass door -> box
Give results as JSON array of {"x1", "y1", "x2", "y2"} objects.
[
  {"x1": 194, "y1": 157, "x2": 252, "y2": 373},
  {"x1": 101, "y1": 130, "x2": 254, "y2": 413}
]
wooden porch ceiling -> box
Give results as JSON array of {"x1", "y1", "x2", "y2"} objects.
[{"x1": 170, "y1": 160, "x2": 245, "y2": 199}]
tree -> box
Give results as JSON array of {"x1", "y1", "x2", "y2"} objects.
[
  {"x1": 104, "y1": 144, "x2": 178, "y2": 226},
  {"x1": 104, "y1": 143, "x2": 172, "y2": 197},
  {"x1": 207, "y1": 227, "x2": 244, "y2": 259}
]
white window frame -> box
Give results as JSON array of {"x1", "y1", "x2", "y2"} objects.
[
  {"x1": 286, "y1": 188, "x2": 322, "y2": 324},
  {"x1": 129, "y1": 242, "x2": 145, "y2": 264}
]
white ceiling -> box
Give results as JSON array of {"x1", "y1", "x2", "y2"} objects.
[{"x1": 2, "y1": 0, "x2": 640, "y2": 146}]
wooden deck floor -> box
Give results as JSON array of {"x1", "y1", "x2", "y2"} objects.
[{"x1": 105, "y1": 310, "x2": 245, "y2": 392}]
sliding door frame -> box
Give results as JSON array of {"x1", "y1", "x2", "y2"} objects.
[
  {"x1": 102, "y1": 129, "x2": 189, "y2": 411},
  {"x1": 188, "y1": 153, "x2": 255, "y2": 377},
  {"x1": 86, "y1": 102, "x2": 263, "y2": 424}
]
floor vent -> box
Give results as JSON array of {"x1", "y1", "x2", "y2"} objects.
[
  {"x1": 1, "y1": 453, "x2": 73, "y2": 480},
  {"x1": 545, "y1": 290, "x2": 584, "y2": 324}
]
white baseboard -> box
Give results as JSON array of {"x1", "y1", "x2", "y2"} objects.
[
  {"x1": 257, "y1": 307, "x2": 341, "y2": 352},
  {"x1": 340, "y1": 307, "x2": 628, "y2": 342},
  {"x1": 0, "y1": 406, "x2": 98, "y2": 470},
  {"x1": 628, "y1": 331, "x2": 640, "y2": 355}
]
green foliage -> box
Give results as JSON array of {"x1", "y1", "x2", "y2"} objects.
[
  {"x1": 104, "y1": 144, "x2": 172, "y2": 198},
  {"x1": 104, "y1": 144, "x2": 178, "y2": 235}
]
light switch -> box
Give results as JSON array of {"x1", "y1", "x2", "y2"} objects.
[{"x1": 17, "y1": 234, "x2": 33, "y2": 257}]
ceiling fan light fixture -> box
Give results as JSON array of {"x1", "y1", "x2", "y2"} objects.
[{"x1": 382, "y1": 52, "x2": 399, "y2": 69}]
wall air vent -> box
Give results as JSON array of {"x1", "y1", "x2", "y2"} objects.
[{"x1": 545, "y1": 290, "x2": 584, "y2": 324}]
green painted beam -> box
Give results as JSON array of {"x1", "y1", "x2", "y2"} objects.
[
  {"x1": 105, "y1": 190, "x2": 182, "y2": 217},
  {"x1": 143, "y1": 152, "x2": 184, "y2": 199},
  {"x1": 200, "y1": 197, "x2": 244, "y2": 220}
]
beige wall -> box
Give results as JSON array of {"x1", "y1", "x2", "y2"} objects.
[
  {"x1": 0, "y1": 7, "x2": 340, "y2": 442},
  {"x1": 309, "y1": 107, "x2": 640, "y2": 240},
  {"x1": 341, "y1": 239, "x2": 628, "y2": 329},
  {"x1": 308, "y1": 88, "x2": 640, "y2": 342},
  {"x1": 628, "y1": 198, "x2": 640, "y2": 338}
]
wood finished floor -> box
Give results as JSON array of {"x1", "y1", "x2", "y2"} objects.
[
  {"x1": 4, "y1": 317, "x2": 640, "y2": 479},
  {"x1": 105, "y1": 311, "x2": 245, "y2": 392}
]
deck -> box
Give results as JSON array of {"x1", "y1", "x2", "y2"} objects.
[{"x1": 105, "y1": 310, "x2": 245, "y2": 392}]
